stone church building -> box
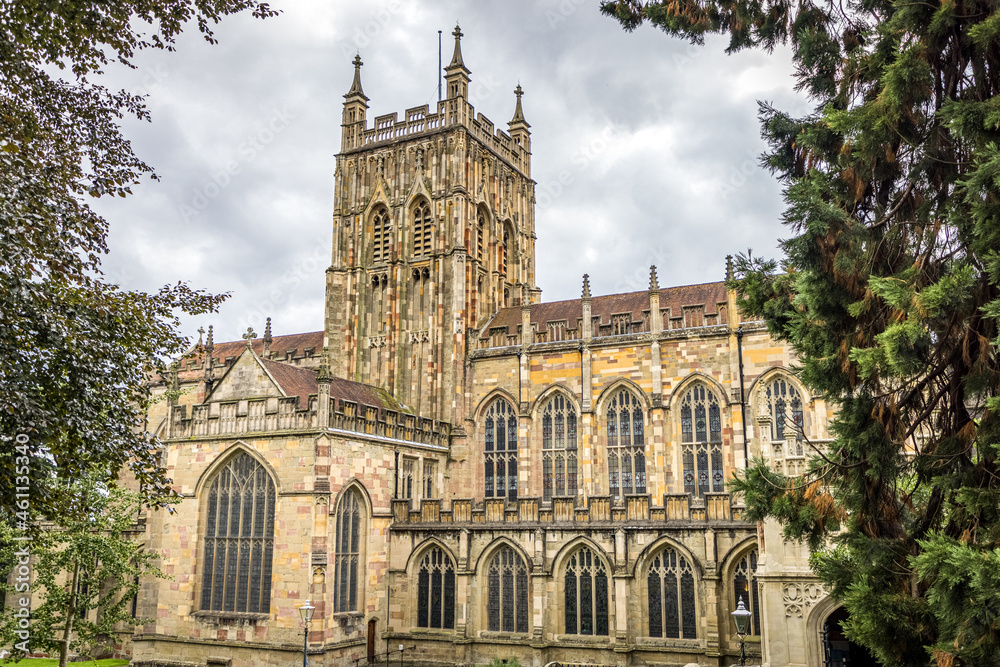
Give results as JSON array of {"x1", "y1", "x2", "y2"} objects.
[{"x1": 133, "y1": 27, "x2": 850, "y2": 667}]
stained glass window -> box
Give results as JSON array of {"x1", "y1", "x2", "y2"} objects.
[
  {"x1": 606, "y1": 389, "x2": 647, "y2": 500},
  {"x1": 680, "y1": 385, "x2": 725, "y2": 497},
  {"x1": 333, "y1": 487, "x2": 365, "y2": 612},
  {"x1": 542, "y1": 394, "x2": 578, "y2": 501},
  {"x1": 412, "y1": 199, "x2": 432, "y2": 256},
  {"x1": 733, "y1": 548, "x2": 761, "y2": 636},
  {"x1": 486, "y1": 546, "x2": 529, "y2": 633},
  {"x1": 200, "y1": 451, "x2": 275, "y2": 614},
  {"x1": 564, "y1": 547, "x2": 609, "y2": 636},
  {"x1": 765, "y1": 378, "x2": 805, "y2": 454},
  {"x1": 647, "y1": 548, "x2": 697, "y2": 639},
  {"x1": 372, "y1": 206, "x2": 391, "y2": 263},
  {"x1": 484, "y1": 398, "x2": 518, "y2": 501},
  {"x1": 416, "y1": 547, "x2": 455, "y2": 629}
]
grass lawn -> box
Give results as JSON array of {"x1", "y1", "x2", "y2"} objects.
[{"x1": 6, "y1": 660, "x2": 129, "y2": 666}]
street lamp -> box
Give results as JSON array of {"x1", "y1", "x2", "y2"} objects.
[
  {"x1": 731, "y1": 595, "x2": 752, "y2": 666},
  {"x1": 298, "y1": 599, "x2": 315, "y2": 667}
]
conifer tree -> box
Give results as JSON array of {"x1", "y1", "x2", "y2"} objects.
[{"x1": 602, "y1": 1, "x2": 1000, "y2": 665}]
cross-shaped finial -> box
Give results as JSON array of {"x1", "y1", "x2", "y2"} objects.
[
  {"x1": 352, "y1": 54, "x2": 362, "y2": 69},
  {"x1": 198, "y1": 326, "x2": 205, "y2": 336},
  {"x1": 453, "y1": 24, "x2": 462, "y2": 39},
  {"x1": 242, "y1": 327, "x2": 256, "y2": 343},
  {"x1": 514, "y1": 84, "x2": 523, "y2": 100}
]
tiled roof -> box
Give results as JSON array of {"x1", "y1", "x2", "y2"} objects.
[
  {"x1": 482, "y1": 281, "x2": 729, "y2": 335},
  {"x1": 259, "y1": 357, "x2": 318, "y2": 405},
  {"x1": 176, "y1": 331, "x2": 324, "y2": 380},
  {"x1": 327, "y1": 376, "x2": 409, "y2": 413}
]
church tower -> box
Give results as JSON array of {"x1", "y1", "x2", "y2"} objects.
[{"x1": 324, "y1": 27, "x2": 538, "y2": 424}]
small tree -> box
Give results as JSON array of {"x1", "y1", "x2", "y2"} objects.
[{"x1": 0, "y1": 477, "x2": 171, "y2": 666}]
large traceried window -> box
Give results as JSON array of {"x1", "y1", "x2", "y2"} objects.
[
  {"x1": 416, "y1": 547, "x2": 455, "y2": 629},
  {"x1": 542, "y1": 394, "x2": 578, "y2": 501},
  {"x1": 334, "y1": 488, "x2": 365, "y2": 612},
  {"x1": 647, "y1": 548, "x2": 697, "y2": 639},
  {"x1": 200, "y1": 451, "x2": 275, "y2": 614},
  {"x1": 765, "y1": 377, "x2": 804, "y2": 455},
  {"x1": 680, "y1": 384, "x2": 724, "y2": 497},
  {"x1": 484, "y1": 398, "x2": 518, "y2": 501},
  {"x1": 371, "y1": 206, "x2": 391, "y2": 263},
  {"x1": 412, "y1": 199, "x2": 432, "y2": 256},
  {"x1": 733, "y1": 548, "x2": 761, "y2": 636},
  {"x1": 606, "y1": 388, "x2": 647, "y2": 500},
  {"x1": 486, "y1": 546, "x2": 529, "y2": 633},
  {"x1": 564, "y1": 547, "x2": 609, "y2": 636}
]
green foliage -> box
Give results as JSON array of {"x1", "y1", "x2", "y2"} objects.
[
  {"x1": 0, "y1": 476, "x2": 174, "y2": 665},
  {"x1": 0, "y1": 1, "x2": 278, "y2": 517},
  {"x1": 486, "y1": 659, "x2": 522, "y2": 667},
  {"x1": 605, "y1": 0, "x2": 1000, "y2": 665}
]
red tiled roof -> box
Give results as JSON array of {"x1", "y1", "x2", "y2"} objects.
[
  {"x1": 176, "y1": 331, "x2": 324, "y2": 380},
  {"x1": 259, "y1": 357, "x2": 318, "y2": 405},
  {"x1": 482, "y1": 281, "x2": 729, "y2": 336}
]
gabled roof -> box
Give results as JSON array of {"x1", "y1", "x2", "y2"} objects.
[
  {"x1": 176, "y1": 331, "x2": 324, "y2": 380},
  {"x1": 482, "y1": 281, "x2": 729, "y2": 335}
]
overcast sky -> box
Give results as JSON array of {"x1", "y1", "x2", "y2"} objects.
[{"x1": 91, "y1": 0, "x2": 812, "y2": 345}]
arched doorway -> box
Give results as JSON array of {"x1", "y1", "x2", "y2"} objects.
[{"x1": 822, "y1": 606, "x2": 878, "y2": 667}]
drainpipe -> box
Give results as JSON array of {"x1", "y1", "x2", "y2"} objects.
[
  {"x1": 393, "y1": 447, "x2": 399, "y2": 499},
  {"x1": 736, "y1": 326, "x2": 748, "y2": 465}
]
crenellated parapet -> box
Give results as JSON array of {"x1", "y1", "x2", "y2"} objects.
[{"x1": 390, "y1": 492, "x2": 744, "y2": 526}]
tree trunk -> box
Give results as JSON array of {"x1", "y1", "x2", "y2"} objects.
[{"x1": 60, "y1": 558, "x2": 80, "y2": 667}]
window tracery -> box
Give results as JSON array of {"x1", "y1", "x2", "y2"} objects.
[
  {"x1": 200, "y1": 451, "x2": 275, "y2": 614},
  {"x1": 483, "y1": 398, "x2": 518, "y2": 501},
  {"x1": 732, "y1": 548, "x2": 761, "y2": 636},
  {"x1": 647, "y1": 548, "x2": 697, "y2": 639},
  {"x1": 541, "y1": 394, "x2": 578, "y2": 501},
  {"x1": 606, "y1": 388, "x2": 646, "y2": 500},
  {"x1": 765, "y1": 377, "x2": 804, "y2": 455},
  {"x1": 486, "y1": 546, "x2": 529, "y2": 633},
  {"x1": 372, "y1": 206, "x2": 391, "y2": 263},
  {"x1": 680, "y1": 384, "x2": 724, "y2": 497},
  {"x1": 564, "y1": 546, "x2": 609, "y2": 636},
  {"x1": 333, "y1": 487, "x2": 365, "y2": 612},
  {"x1": 412, "y1": 199, "x2": 432, "y2": 256},
  {"x1": 416, "y1": 547, "x2": 455, "y2": 629}
]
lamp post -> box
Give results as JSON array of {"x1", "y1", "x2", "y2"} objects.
[
  {"x1": 732, "y1": 595, "x2": 752, "y2": 666},
  {"x1": 298, "y1": 599, "x2": 315, "y2": 667}
]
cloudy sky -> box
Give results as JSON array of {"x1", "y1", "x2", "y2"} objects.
[{"x1": 92, "y1": 0, "x2": 812, "y2": 345}]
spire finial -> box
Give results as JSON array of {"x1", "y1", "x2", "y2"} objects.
[
  {"x1": 262, "y1": 317, "x2": 272, "y2": 357},
  {"x1": 726, "y1": 254, "x2": 734, "y2": 281},
  {"x1": 582, "y1": 274, "x2": 591, "y2": 299},
  {"x1": 510, "y1": 84, "x2": 528, "y2": 126},
  {"x1": 196, "y1": 326, "x2": 204, "y2": 347},
  {"x1": 205, "y1": 325, "x2": 214, "y2": 353},
  {"x1": 346, "y1": 53, "x2": 367, "y2": 100},
  {"x1": 649, "y1": 265, "x2": 659, "y2": 291},
  {"x1": 318, "y1": 346, "x2": 333, "y2": 382},
  {"x1": 448, "y1": 23, "x2": 467, "y2": 70}
]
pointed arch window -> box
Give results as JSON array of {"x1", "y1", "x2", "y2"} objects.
[
  {"x1": 416, "y1": 547, "x2": 455, "y2": 629},
  {"x1": 334, "y1": 487, "x2": 366, "y2": 612},
  {"x1": 372, "y1": 206, "x2": 391, "y2": 263},
  {"x1": 484, "y1": 398, "x2": 518, "y2": 501},
  {"x1": 647, "y1": 548, "x2": 696, "y2": 639},
  {"x1": 500, "y1": 225, "x2": 510, "y2": 276},
  {"x1": 412, "y1": 199, "x2": 432, "y2": 256},
  {"x1": 476, "y1": 211, "x2": 486, "y2": 264},
  {"x1": 200, "y1": 451, "x2": 275, "y2": 614},
  {"x1": 486, "y1": 546, "x2": 529, "y2": 633},
  {"x1": 732, "y1": 548, "x2": 761, "y2": 636},
  {"x1": 606, "y1": 389, "x2": 646, "y2": 500},
  {"x1": 765, "y1": 377, "x2": 804, "y2": 455},
  {"x1": 680, "y1": 384, "x2": 724, "y2": 497},
  {"x1": 564, "y1": 547, "x2": 609, "y2": 636},
  {"x1": 542, "y1": 394, "x2": 578, "y2": 501}
]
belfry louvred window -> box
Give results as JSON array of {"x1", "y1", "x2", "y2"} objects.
[
  {"x1": 200, "y1": 451, "x2": 275, "y2": 614},
  {"x1": 484, "y1": 397, "x2": 518, "y2": 502},
  {"x1": 647, "y1": 548, "x2": 697, "y2": 639},
  {"x1": 486, "y1": 546, "x2": 529, "y2": 633},
  {"x1": 564, "y1": 547, "x2": 609, "y2": 636},
  {"x1": 412, "y1": 199, "x2": 432, "y2": 256},
  {"x1": 542, "y1": 394, "x2": 578, "y2": 501},
  {"x1": 606, "y1": 388, "x2": 647, "y2": 500},
  {"x1": 334, "y1": 487, "x2": 365, "y2": 612},
  {"x1": 372, "y1": 206, "x2": 391, "y2": 263},
  {"x1": 680, "y1": 384, "x2": 725, "y2": 497},
  {"x1": 416, "y1": 547, "x2": 456, "y2": 629}
]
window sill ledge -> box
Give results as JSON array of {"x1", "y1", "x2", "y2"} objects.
[{"x1": 191, "y1": 611, "x2": 269, "y2": 625}]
